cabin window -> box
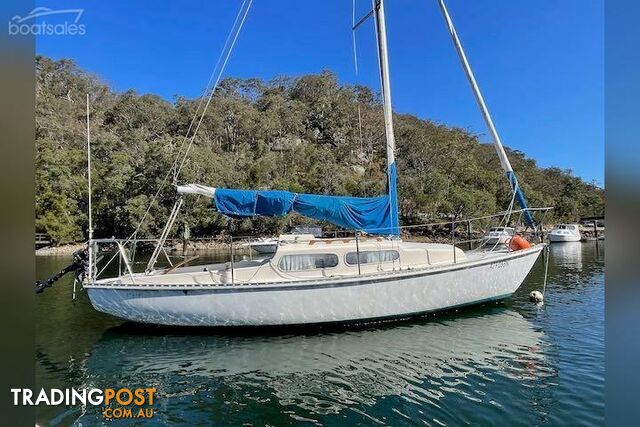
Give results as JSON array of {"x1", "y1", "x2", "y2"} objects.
[
  {"x1": 345, "y1": 250, "x2": 400, "y2": 266},
  {"x1": 278, "y1": 254, "x2": 339, "y2": 271}
]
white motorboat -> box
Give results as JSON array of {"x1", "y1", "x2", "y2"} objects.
[
  {"x1": 244, "y1": 227, "x2": 323, "y2": 254},
  {"x1": 82, "y1": 0, "x2": 547, "y2": 327},
  {"x1": 483, "y1": 227, "x2": 515, "y2": 245},
  {"x1": 244, "y1": 237, "x2": 278, "y2": 254},
  {"x1": 548, "y1": 224, "x2": 581, "y2": 242}
]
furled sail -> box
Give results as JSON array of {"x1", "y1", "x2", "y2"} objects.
[{"x1": 177, "y1": 183, "x2": 400, "y2": 236}]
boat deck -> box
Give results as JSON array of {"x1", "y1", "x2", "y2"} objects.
[{"x1": 89, "y1": 243, "x2": 534, "y2": 290}]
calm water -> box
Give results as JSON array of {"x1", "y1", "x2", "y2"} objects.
[{"x1": 35, "y1": 242, "x2": 604, "y2": 426}]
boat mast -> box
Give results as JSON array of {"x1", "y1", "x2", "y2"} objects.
[
  {"x1": 437, "y1": 0, "x2": 535, "y2": 227},
  {"x1": 373, "y1": 0, "x2": 400, "y2": 235},
  {"x1": 86, "y1": 94, "x2": 93, "y2": 281},
  {"x1": 373, "y1": 0, "x2": 396, "y2": 169}
]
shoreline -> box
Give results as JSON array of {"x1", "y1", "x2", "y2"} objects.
[
  {"x1": 35, "y1": 240, "x2": 243, "y2": 256},
  {"x1": 36, "y1": 243, "x2": 87, "y2": 256},
  {"x1": 35, "y1": 226, "x2": 605, "y2": 256}
]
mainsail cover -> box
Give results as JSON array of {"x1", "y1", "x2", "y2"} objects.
[
  {"x1": 214, "y1": 189, "x2": 398, "y2": 235},
  {"x1": 177, "y1": 178, "x2": 400, "y2": 236}
]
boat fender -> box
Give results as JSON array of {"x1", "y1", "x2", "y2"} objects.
[
  {"x1": 509, "y1": 235, "x2": 531, "y2": 251},
  {"x1": 529, "y1": 290, "x2": 544, "y2": 303}
]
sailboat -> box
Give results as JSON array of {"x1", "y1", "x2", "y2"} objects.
[{"x1": 83, "y1": 0, "x2": 545, "y2": 327}]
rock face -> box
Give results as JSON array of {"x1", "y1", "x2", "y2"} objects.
[
  {"x1": 351, "y1": 165, "x2": 366, "y2": 177},
  {"x1": 270, "y1": 136, "x2": 303, "y2": 152},
  {"x1": 36, "y1": 243, "x2": 86, "y2": 256},
  {"x1": 169, "y1": 240, "x2": 245, "y2": 253}
]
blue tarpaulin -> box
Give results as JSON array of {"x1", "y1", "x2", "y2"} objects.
[{"x1": 213, "y1": 163, "x2": 400, "y2": 235}]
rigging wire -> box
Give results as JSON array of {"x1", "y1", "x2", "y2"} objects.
[
  {"x1": 89, "y1": 0, "x2": 256, "y2": 279},
  {"x1": 542, "y1": 243, "x2": 550, "y2": 295},
  {"x1": 122, "y1": 0, "x2": 253, "y2": 246},
  {"x1": 171, "y1": 0, "x2": 250, "y2": 182},
  {"x1": 175, "y1": 0, "x2": 254, "y2": 179}
]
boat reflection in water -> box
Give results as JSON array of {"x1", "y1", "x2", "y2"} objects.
[
  {"x1": 549, "y1": 241, "x2": 583, "y2": 269},
  {"x1": 80, "y1": 307, "x2": 553, "y2": 424}
]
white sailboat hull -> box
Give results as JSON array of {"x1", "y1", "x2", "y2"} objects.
[{"x1": 86, "y1": 246, "x2": 543, "y2": 327}]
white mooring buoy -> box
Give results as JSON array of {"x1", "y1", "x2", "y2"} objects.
[{"x1": 529, "y1": 290, "x2": 544, "y2": 304}]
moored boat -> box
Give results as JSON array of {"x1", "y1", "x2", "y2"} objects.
[
  {"x1": 548, "y1": 224, "x2": 581, "y2": 242},
  {"x1": 243, "y1": 228, "x2": 322, "y2": 254},
  {"x1": 80, "y1": 0, "x2": 547, "y2": 327},
  {"x1": 86, "y1": 238, "x2": 543, "y2": 326},
  {"x1": 244, "y1": 237, "x2": 278, "y2": 254}
]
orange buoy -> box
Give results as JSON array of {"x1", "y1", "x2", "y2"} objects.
[{"x1": 509, "y1": 235, "x2": 531, "y2": 251}]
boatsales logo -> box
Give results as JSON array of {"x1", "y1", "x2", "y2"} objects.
[{"x1": 8, "y1": 7, "x2": 86, "y2": 36}]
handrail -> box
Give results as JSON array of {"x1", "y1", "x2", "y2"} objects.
[
  {"x1": 397, "y1": 207, "x2": 553, "y2": 231},
  {"x1": 89, "y1": 206, "x2": 553, "y2": 281}
]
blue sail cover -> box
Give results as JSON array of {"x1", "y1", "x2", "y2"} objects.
[{"x1": 213, "y1": 163, "x2": 400, "y2": 235}]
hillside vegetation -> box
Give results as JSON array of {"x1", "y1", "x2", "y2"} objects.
[{"x1": 36, "y1": 56, "x2": 604, "y2": 244}]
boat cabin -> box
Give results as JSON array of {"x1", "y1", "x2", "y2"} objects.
[
  {"x1": 109, "y1": 238, "x2": 466, "y2": 287},
  {"x1": 218, "y1": 237, "x2": 465, "y2": 284}
]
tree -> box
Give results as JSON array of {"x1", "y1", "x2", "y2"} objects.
[{"x1": 35, "y1": 56, "x2": 605, "y2": 243}]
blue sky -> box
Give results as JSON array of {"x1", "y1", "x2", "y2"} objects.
[{"x1": 35, "y1": 0, "x2": 604, "y2": 185}]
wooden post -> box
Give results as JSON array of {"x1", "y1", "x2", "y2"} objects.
[
  {"x1": 467, "y1": 220, "x2": 472, "y2": 243},
  {"x1": 593, "y1": 221, "x2": 598, "y2": 246}
]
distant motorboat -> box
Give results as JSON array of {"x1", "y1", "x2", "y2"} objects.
[
  {"x1": 244, "y1": 237, "x2": 278, "y2": 254},
  {"x1": 244, "y1": 226, "x2": 323, "y2": 254},
  {"x1": 482, "y1": 227, "x2": 515, "y2": 245},
  {"x1": 548, "y1": 224, "x2": 581, "y2": 242}
]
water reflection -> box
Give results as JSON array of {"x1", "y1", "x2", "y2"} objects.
[
  {"x1": 77, "y1": 307, "x2": 551, "y2": 424},
  {"x1": 549, "y1": 242, "x2": 583, "y2": 269},
  {"x1": 36, "y1": 243, "x2": 606, "y2": 426}
]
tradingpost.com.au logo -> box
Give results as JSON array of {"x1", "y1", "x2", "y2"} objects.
[
  {"x1": 11, "y1": 387, "x2": 156, "y2": 420},
  {"x1": 8, "y1": 7, "x2": 86, "y2": 36}
]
